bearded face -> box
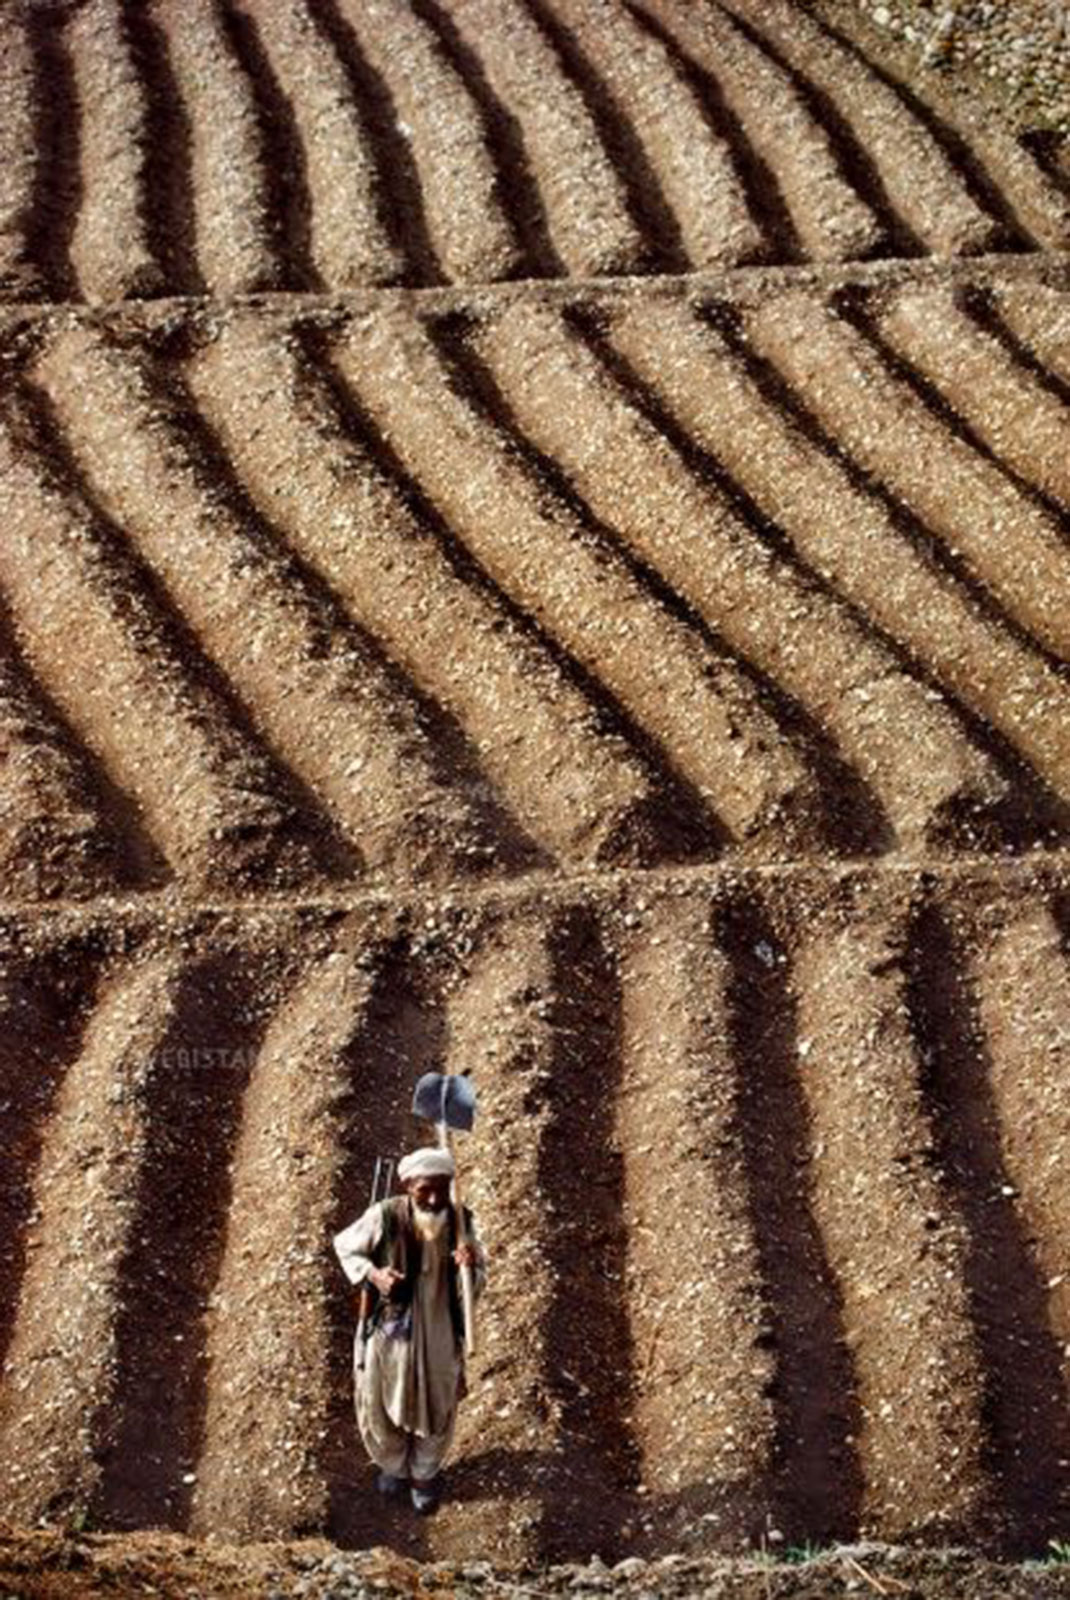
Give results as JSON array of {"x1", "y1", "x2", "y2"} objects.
[
  {"x1": 407, "y1": 1174, "x2": 451, "y2": 1242},
  {"x1": 411, "y1": 1203, "x2": 449, "y2": 1243}
]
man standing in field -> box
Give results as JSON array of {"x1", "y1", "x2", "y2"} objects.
[{"x1": 333, "y1": 1148, "x2": 486, "y2": 1514}]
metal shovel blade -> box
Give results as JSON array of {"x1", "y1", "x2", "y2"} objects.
[{"x1": 412, "y1": 1071, "x2": 477, "y2": 1132}]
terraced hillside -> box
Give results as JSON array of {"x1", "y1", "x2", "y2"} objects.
[
  {"x1": 1, "y1": 0, "x2": 1070, "y2": 1569},
  {"x1": 2, "y1": 0, "x2": 1070, "y2": 300}
]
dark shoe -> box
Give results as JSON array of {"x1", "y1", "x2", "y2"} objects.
[
  {"x1": 410, "y1": 1480, "x2": 440, "y2": 1515},
  {"x1": 376, "y1": 1471, "x2": 405, "y2": 1496}
]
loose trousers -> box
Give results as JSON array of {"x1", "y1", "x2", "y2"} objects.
[{"x1": 355, "y1": 1331, "x2": 459, "y2": 1480}]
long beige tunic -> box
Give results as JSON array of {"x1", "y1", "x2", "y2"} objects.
[{"x1": 333, "y1": 1201, "x2": 487, "y2": 1472}]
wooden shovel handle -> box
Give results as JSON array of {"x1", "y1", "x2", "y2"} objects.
[
  {"x1": 439, "y1": 1125, "x2": 478, "y2": 1357},
  {"x1": 453, "y1": 1175, "x2": 478, "y2": 1359}
]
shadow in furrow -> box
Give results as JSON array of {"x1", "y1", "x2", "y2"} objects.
[
  {"x1": 571, "y1": 308, "x2": 918, "y2": 853},
  {"x1": 324, "y1": 930, "x2": 439, "y2": 1558},
  {"x1": 717, "y1": 895, "x2": 864, "y2": 1544},
  {"x1": 905, "y1": 897, "x2": 1070, "y2": 1554},
  {"x1": 626, "y1": 2, "x2": 798, "y2": 263},
  {"x1": 25, "y1": 6, "x2": 81, "y2": 299},
  {"x1": 12, "y1": 376, "x2": 355, "y2": 883},
  {"x1": 534, "y1": 903, "x2": 640, "y2": 1561},
  {"x1": 0, "y1": 590, "x2": 169, "y2": 890},
  {"x1": 720, "y1": 8, "x2": 922, "y2": 259},
  {"x1": 1019, "y1": 129, "x2": 1070, "y2": 201},
  {"x1": 150, "y1": 348, "x2": 544, "y2": 878},
  {"x1": 519, "y1": 0, "x2": 686, "y2": 273},
  {"x1": 803, "y1": 4, "x2": 1033, "y2": 250},
  {"x1": 304, "y1": 0, "x2": 442, "y2": 286},
  {"x1": 0, "y1": 932, "x2": 110, "y2": 1383},
  {"x1": 122, "y1": 0, "x2": 205, "y2": 295},
  {"x1": 410, "y1": 0, "x2": 563, "y2": 279},
  {"x1": 959, "y1": 284, "x2": 1070, "y2": 432},
  {"x1": 306, "y1": 325, "x2": 724, "y2": 869},
  {"x1": 216, "y1": 1, "x2": 320, "y2": 291},
  {"x1": 689, "y1": 299, "x2": 1070, "y2": 851},
  {"x1": 834, "y1": 286, "x2": 1070, "y2": 564},
  {"x1": 93, "y1": 946, "x2": 283, "y2": 1531},
  {"x1": 432, "y1": 309, "x2": 886, "y2": 860},
  {"x1": 1052, "y1": 891, "x2": 1070, "y2": 954}
]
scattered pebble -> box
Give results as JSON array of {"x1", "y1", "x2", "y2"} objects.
[{"x1": 840, "y1": 0, "x2": 1070, "y2": 133}]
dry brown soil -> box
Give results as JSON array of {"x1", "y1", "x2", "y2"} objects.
[{"x1": 2, "y1": 0, "x2": 1070, "y2": 1593}]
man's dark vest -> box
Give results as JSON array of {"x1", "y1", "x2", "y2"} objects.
[{"x1": 370, "y1": 1195, "x2": 470, "y2": 1345}]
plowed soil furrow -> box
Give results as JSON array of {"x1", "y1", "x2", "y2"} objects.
[
  {"x1": 477, "y1": 300, "x2": 1007, "y2": 854},
  {"x1": 0, "y1": 623, "x2": 133, "y2": 899},
  {"x1": 810, "y1": 290, "x2": 1070, "y2": 657},
  {"x1": 194, "y1": 317, "x2": 692, "y2": 869},
  {"x1": 331, "y1": 0, "x2": 523, "y2": 285},
  {"x1": 879, "y1": 284, "x2": 1070, "y2": 511},
  {"x1": 0, "y1": 11, "x2": 42, "y2": 301},
  {"x1": 519, "y1": 0, "x2": 684, "y2": 275},
  {"x1": 155, "y1": 0, "x2": 285, "y2": 297},
  {"x1": 810, "y1": 9, "x2": 1070, "y2": 254},
  {"x1": 404, "y1": 0, "x2": 561, "y2": 278},
  {"x1": 999, "y1": 283, "x2": 1070, "y2": 387},
  {"x1": 965, "y1": 287, "x2": 1070, "y2": 420},
  {"x1": 609, "y1": 295, "x2": 1070, "y2": 840},
  {"x1": 719, "y1": 0, "x2": 1013, "y2": 256},
  {"x1": 37, "y1": 325, "x2": 514, "y2": 886},
  {"x1": 905, "y1": 899, "x2": 1070, "y2": 1552},
  {"x1": 122, "y1": 0, "x2": 204, "y2": 295},
  {"x1": 533, "y1": 0, "x2": 765, "y2": 272},
  {"x1": 716, "y1": 894, "x2": 862, "y2": 1542},
  {"x1": 0, "y1": 387, "x2": 326, "y2": 891},
  {"x1": 0, "y1": 949, "x2": 184, "y2": 1523},
  {"x1": 617, "y1": 898, "x2": 775, "y2": 1550},
  {"x1": 742, "y1": 294, "x2": 1070, "y2": 796},
  {"x1": 792, "y1": 910, "x2": 991, "y2": 1542},
  {"x1": 712, "y1": 5, "x2": 922, "y2": 259},
  {"x1": 412, "y1": 0, "x2": 562, "y2": 276},
  {"x1": 66, "y1": 0, "x2": 165, "y2": 304},
  {"x1": 292, "y1": 0, "x2": 437, "y2": 288},
  {"x1": 1, "y1": 1, "x2": 1063, "y2": 306},
  {"x1": 621, "y1": 3, "x2": 803, "y2": 267},
  {"x1": 0, "y1": 930, "x2": 104, "y2": 1387},
  {"x1": 89, "y1": 941, "x2": 292, "y2": 1532},
  {"x1": 428, "y1": 0, "x2": 647, "y2": 279},
  {"x1": 192, "y1": 923, "x2": 382, "y2": 1542},
  {"x1": 346, "y1": 310, "x2": 820, "y2": 857},
  {"x1": 1, "y1": 2, "x2": 1065, "y2": 307},
  {"x1": 229, "y1": 0, "x2": 404, "y2": 289},
  {"x1": 0, "y1": 879, "x2": 1068, "y2": 1554},
  {"x1": 976, "y1": 905, "x2": 1070, "y2": 1522},
  {"x1": 212, "y1": 0, "x2": 317, "y2": 290},
  {"x1": 20, "y1": 6, "x2": 81, "y2": 300},
  {"x1": 432, "y1": 913, "x2": 559, "y2": 1565},
  {"x1": 527, "y1": 904, "x2": 640, "y2": 1560},
  {"x1": 631, "y1": 2, "x2": 886, "y2": 264}
]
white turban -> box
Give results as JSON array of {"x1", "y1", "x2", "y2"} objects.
[{"x1": 397, "y1": 1148, "x2": 455, "y2": 1184}]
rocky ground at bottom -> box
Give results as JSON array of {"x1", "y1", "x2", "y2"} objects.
[{"x1": 4, "y1": 1525, "x2": 1070, "y2": 1600}]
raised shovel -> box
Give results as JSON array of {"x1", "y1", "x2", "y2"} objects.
[{"x1": 411, "y1": 1070, "x2": 478, "y2": 1356}]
